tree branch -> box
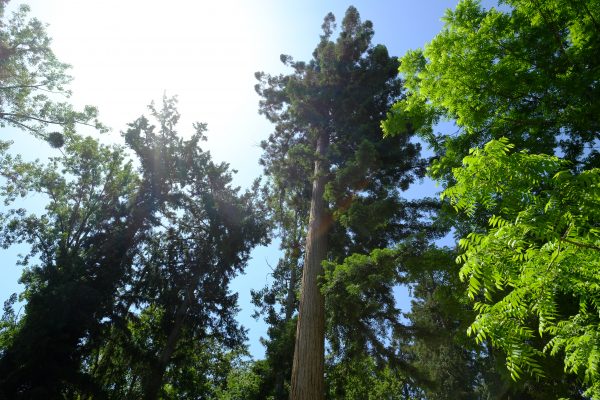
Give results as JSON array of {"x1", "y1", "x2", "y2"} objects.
[
  {"x1": 1, "y1": 116, "x2": 42, "y2": 135},
  {"x1": 0, "y1": 83, "x2": 68, "y2": 95},
  {"x1": 2, "y1": 112, "x2": 97, "y2": 129}
]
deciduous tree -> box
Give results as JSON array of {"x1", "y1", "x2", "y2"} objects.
[
  {"x1": 384, "y1": 0, "x2": 600, "y2": 395},
  {"x1": 0, "y1": 97, "x2": 269, "y2": 399},
  {"x1": 0, "y1": 1, "x2": 105, "y2": 146}
]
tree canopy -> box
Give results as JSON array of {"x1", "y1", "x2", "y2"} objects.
[
  {"x1": 255, "y1": 7, "x2": 443, "y2": 399},
  {"x1": 385, "y1": 0, "x2": 600, "y2": 396},
  {"x1": 0, "y1": 1, "x2": 105, "y2": 146},
  {"x1": 0, "y1": 97, "x2": 269, "y2": 399},
  {"x1": 1, "y1": 0, "x2": 599, "y2": 398}
]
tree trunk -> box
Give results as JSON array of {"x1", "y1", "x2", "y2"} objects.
[
  {"x1": 143, "y1": 285, "x2": 194, "y2": 400},
  {"x1": 290, "y1": 131, "x2": 329, "y2": 400},
  {"x1": 284, "y1": 247, "x2": 298, "y2": 321}
]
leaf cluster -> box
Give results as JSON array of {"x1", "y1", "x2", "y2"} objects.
[
  {"x1": 446, "y1": 138, "x2": 600, "y2": 396},
  {"x1": 0, "y1": 1, "x2": 106, "y2": 145}
]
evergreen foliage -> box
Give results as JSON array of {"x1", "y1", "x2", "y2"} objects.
[
  {"x1": 0, "y1": 0, "x2": 598, "y2": 397},
  {"x1": 255, "y1": 7, "x2": 433, "y2": 398}
]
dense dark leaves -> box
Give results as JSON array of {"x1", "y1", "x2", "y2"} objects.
[{"x1": 0, "y1": 97, "x2": 268, "y2": 399}]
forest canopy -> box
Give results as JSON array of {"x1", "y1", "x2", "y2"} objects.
[{"x1": 0, "y1": 0, "x2": 599, "y2": 399}]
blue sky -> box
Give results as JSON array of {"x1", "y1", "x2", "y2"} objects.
[{"x1": 2, "y1": 0, "x2": 496, "y2": 358}]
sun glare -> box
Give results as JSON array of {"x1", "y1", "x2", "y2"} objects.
[{"x1": 31, "y1": 1, "x2": 272, "y2": 174}]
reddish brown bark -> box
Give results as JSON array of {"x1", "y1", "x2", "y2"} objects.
[{"x1": 290, "y1": 131, "x2": 329, "y2": 400}]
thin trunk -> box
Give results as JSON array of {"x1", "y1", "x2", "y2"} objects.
[
  {"x1": 284, "y1": 210, "x2": 301, "y2": 321},
  {"x1": 284, "y1": 256, "x2": 298, "y2": 321},
  {"x1": 273, "y1": 216, "x2": 301, "y2": 399},
  {"x1": 275, "y1": 243, "x2": 298, "y2": 399},
  {"x1": 290, "y1": 130, "x2": 329, "y2": 400},
  {"x1": 126, "y1": 374, "x2": 139, "y2": 398},
  {"x1": 143, "y1": 285, "x2": 194, "y2": 400}
]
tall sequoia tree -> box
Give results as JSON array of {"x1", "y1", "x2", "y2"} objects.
[{"x1": 256, "y1": 7, "x2": 426, "y2": 399}]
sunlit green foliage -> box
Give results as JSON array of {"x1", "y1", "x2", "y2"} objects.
[
  {"x1": 322, "y1": 248, "x2": 401, "y2": 361},
  {"x1": 384, "y1": 0, "x2": 600, "y2": 395},
  {"x1": 444, "y1": 138, "x2": 600, "y2": 396},
  {"x1": 384, "y1": 0, "x2": 600, "y2": 174},
  {"x1": 326, "y1": 354, "x2": 409, "y2": 400},
  {"x1": 215, "y1": 355, "x2": 265, "y2": 400},
  {"x1": 322, "y1": 240, "x2": 491, "y2": 399}
]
